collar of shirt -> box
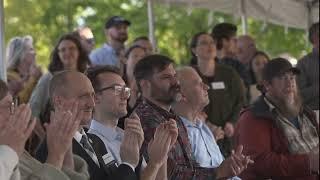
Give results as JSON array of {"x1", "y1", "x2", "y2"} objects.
[
  {"x1": 143, "y1": 98, "x2": 176, "y2": 120},
  {"x1": 180, "y1": 116, "x2": 203, "y2": 129},
  {"x1": 89, "y1": 119, "x2": 124, "y2": 142},
  {"x1": 103, "y1": 43, "x2": 116, "y2": 55},
  {"x1": 74, "y1": 129, "x2": 84, "y2": 144}
]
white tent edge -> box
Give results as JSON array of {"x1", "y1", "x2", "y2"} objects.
[{"x1": 0, "y1": 0, "x2": 5, "y2": 82}]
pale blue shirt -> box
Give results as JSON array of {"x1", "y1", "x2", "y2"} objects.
[
  {"x1": 89, "y1": 43, "x2": 119, "y2": 67},
  {"x1": 180, "y1": 116, "x2": 224, "y2": 167},
  {"x1": 88, "y1": 120, "x2": 124, "y2": 164},
  {"x1": 180, "y1": 116, "x2": 241, "y2": 180},
  {"x1": 88, "y1": 119, "x2": 146, "y2": 171}
]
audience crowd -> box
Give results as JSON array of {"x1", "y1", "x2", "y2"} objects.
[{"x1": 0, "y1": 15, "x2": 319, "y2": 180}]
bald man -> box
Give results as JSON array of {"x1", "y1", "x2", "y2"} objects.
[
  {"x1": 236, "y1": 35, "x2": 257, "y2": 66},
  {"x1": 173, "y1": 67, "x2": 251, "y2": 180},
  {"x1": 37, "y1": 71, "x2": 140, "y2": 180}
]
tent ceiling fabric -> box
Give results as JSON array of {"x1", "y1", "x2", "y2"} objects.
[{"x1": 156, "y1": 0, "x2": 319, "y2": 29}]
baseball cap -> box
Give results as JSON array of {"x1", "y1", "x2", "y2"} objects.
[
  {"x1": 105, "y1": 16, "x2": 131, "y2": 29},
  {"x1": 262, "y1": 57, "x2": 300, "y2": 82}
]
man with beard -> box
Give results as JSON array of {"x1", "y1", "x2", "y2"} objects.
[
  {"x1": 235, "y1": 58, "x2": 319, "y2": 180},
  {"x1": 90, "y1": 16, "x2": 130, "y2": 67},
  {"x1": 86, "y1": 65, "x2": 178, "y2": 180},
  {"x1": 134, "y1": 55, "x2": 251, "y2": 180}
]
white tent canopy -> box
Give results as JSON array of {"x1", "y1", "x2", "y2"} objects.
[{"x1": 154, "y1": 0, "x2": 319, "y2": 29}]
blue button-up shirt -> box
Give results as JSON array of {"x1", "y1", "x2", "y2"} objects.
[
  {"x1": 180, "y1": 116, "x2": 224, "y2": 168},
  {"x1": 89, "y1": 43, "x2": 119, "y2": 67},
  {"x1": 180, "y1": 116, "x2": 241, "y2": 180}
]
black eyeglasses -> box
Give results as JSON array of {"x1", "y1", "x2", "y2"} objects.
[{"x1": 97, "y1": 85, "x2": 131, "y2": 98}]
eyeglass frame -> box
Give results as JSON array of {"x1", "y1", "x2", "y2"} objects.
[{"x1": 96, "y1": 85, "x2": 131, "y2": 97}]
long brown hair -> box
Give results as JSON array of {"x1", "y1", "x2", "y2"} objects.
[{"x1": 48, "y1": 33, "x2": 89, "y2": 73}]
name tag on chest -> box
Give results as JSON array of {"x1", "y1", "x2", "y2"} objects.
[
  {"x1": 102, "y1": 153, "x2": 117, "y2": 166},
  {"x1": 211, "y1": 82, "x2": 225, "y2": 90}
]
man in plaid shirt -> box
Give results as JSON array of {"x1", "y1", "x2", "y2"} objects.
[{"x1": 133, "y1": 54, "x2": 252, "y2": 180}]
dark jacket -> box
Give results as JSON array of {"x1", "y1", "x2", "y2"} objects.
[
  {"x1": 234, "y1": 96, "x2": 319, "y2": 180},
  {"x1": 36, "y1": 138, "x2": 137, "y2": 180}
]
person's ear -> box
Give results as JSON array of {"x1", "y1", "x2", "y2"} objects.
[
  {"x1": 94, "y1": 92, "x2": 101, "y2": 104},
  {"x1": 191, "y1": 48, "x2": 197, "y2": 57},
  {"x1": 104, "y1": 29, "x2": 109, "y2": 37},
  {"x1": 139, "y1": 79, "x2": 150, "y2": 91},
  {"x1": 262, "y1": 80, "x2": 271, "y2": 92}
]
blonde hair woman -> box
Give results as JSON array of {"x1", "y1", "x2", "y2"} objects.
[{"x1": 6, "y1": 35, "x2": 42, "y2": 103}]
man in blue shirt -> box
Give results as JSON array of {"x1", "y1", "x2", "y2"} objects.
[
  {"x1": 90, "y1": 16, "x2": 130, "y2": 67},
  {"x1": 173, "y1": 66, "x2": 247, "y2": 179}
]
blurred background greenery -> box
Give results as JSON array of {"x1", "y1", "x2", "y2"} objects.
[{"x1": 4, "y1": 0, "x2": 311, "y2": 69}]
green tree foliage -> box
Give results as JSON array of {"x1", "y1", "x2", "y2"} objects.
[{"x1": 4, "y1": 0, "x2": 310, "y2": 69}]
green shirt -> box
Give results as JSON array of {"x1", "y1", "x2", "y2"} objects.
[{"x1": 194, "y1": 64, "x2": 246, "y2": 127}]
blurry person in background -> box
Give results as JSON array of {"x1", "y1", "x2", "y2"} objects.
[
  {"x1": 90, "y1": 16, "x2": 130, "y2": 67},
  {"x1": 296, "y1": 22, "x2": 319, "y2": 110},
  {"x1": 190, "y1": 32, "x2": 245, "y2": 157},
  {"x1": 248, "y1": 51, "x2": 269, "y2": 103},
  {"x1": 29, "y1": 33, "x2": 90, "y2": 121},
  {"x1": 132, "y1": 36, "x2": 154, "y2": 55},
  {"x1": 6, "y1": 35, "x2": 42, "y2": 104},
  {"x1": 76, "y1": 26, "x2": 95, "y2": 54}
]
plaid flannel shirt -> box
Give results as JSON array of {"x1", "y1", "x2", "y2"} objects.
[
  {"x1": 264, "y1": 98, "x2": 319, "y2": 154},
  {"x1": 136, "y1": 98, "x2": 217, "y2": 180}
]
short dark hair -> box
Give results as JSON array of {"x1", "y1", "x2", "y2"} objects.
[
  {"x1": 309, "y1": 22, "x2": 319, "y2": 44},
  {"x1": 87, "y1": 65, "x2": 121, "y2": 92},
  {"x1": 134, "y1": 54, "x2": 174, "y2": 90},
  {"x1": 133, "y1": 36, "x2": 150, "y2": 43},
  {"x1": 0, "y1": 79, "x2": 8, "y2": 100},
  {"x1": 211, "y1": 23, "x2": 237, "y2": 50},
  {"x1": 125, "y1": 45, "x2": 146, "y2": 58},
  {"x1": 48, "y1": 33, "x2": 89, "y2": 74}
]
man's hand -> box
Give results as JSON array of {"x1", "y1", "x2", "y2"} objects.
[
  {"x1": 148, "y1": 123, "x2": 173, "y2": 168},
  {"x1": 0, "y1": 104, "x2": 36, "y2": 156},
  {"x1": 120, "y1": 115, "x2": 144, "y2": 168},
  {"x1": 207, "y1": 123, "x2": 225, "y2": 141},
  {"x1": 224, "y1": 122, "x2": 235, "y2": 138},
  {"x1": 165, "y1": 119, "x2": 178, "y2": 148},
  {"x1": 45, "y1": 101, "x2": 81, "y2": 169},
  {"x1": 216, "y1": 145, "x2": 254, "y2": 179}
]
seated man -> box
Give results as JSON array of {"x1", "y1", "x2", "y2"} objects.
[
  {"x1": 235, "y1": 58, "x2": 319, "y2": 179},
  {"x1": 134, "y1": 54, "x2": 252, "y2": 180},
  {"x1": 86, "y1": 65, "x2": 178, "y2": 180},
  {"x1": 173, "y1": 67, "x2": 247, "y2": 180},
  {"x1": 36, "y1": 70, "x2": 153, "y2": 180},
  {"x1": 0, "y1": 79, "x2": 89, "y2": 180}
]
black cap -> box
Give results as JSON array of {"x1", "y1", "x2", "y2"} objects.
[
  {"x1": 105, "y1": 16, "x2": 131, "y2": 29},
  {"x1": 262, "y1": 57, "x2": 300, "y2": 82}
]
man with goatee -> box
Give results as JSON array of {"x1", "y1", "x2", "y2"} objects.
[{"x1": 235, "y1": 58, "x2": 319, "y2": 180}]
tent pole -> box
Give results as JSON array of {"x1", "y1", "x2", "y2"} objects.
[
  {"x1": 147, "y1": 0, "x2": 157, "y2": 52},
  {"x1": 0, "y1": 0, "x2": 6, "y2": 82},
  {"x1": 240, "y1": 0, "x2": 248, "y2": 35}
]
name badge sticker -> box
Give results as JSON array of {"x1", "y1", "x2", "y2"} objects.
[
  {"x1": 102, "y1": 153, "x2": 115, "y2": 165},
  {"x1": 211, "y1": 82, "x2": 225, "y2": 90}
]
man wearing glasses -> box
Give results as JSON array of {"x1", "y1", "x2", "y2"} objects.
[{"x1": 87, "y1": 65, "x2": 178, "y2": 180}]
